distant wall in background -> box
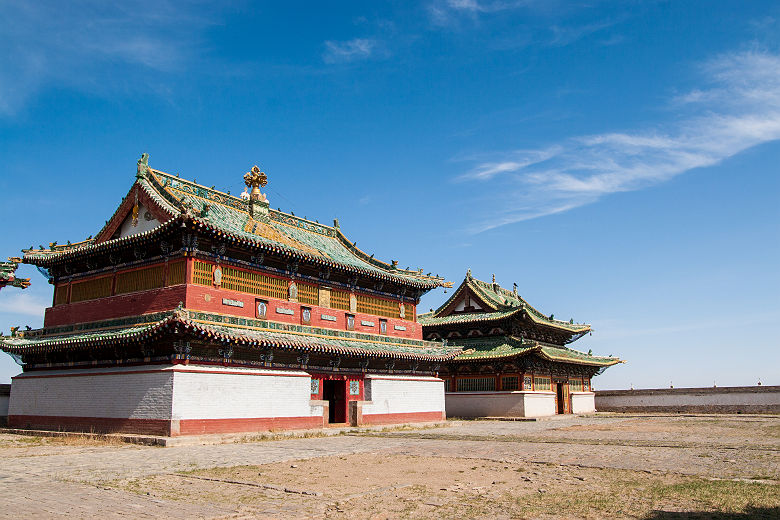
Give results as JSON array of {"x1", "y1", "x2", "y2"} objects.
[
  {"x1": 0, "y1": 384, "x2": 10, "y2": 426},
  {"x1": 595, "y1": 386, "x2": 780, "y2": 414}
]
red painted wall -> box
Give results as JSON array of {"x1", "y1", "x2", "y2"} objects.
[
  {"x1": 43, "y1": 258, "x2": 421, "y2": 341},
  {"x1": 186, "y1": 283, "x2": 421, "y2": 340},
  {"x1": 44, "y1": 285, "x2": 187, "y2": 327}
]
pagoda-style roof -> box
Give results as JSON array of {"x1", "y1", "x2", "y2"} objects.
[
  {"x1": 20, "y1": 156, "x2": 449, "y2": 290},
  {"x1": 418, "y1": 271, "x2": 591, "y2": 335},
  {"x1": 0, "y1": 308, "x2": 460, "y2": 362},
  {"x1": 0, "y1": 258, "x2": 30, "y2": 291},
  {"x1": 447, "y1": 335, "x2": 621, "y2": 367}
]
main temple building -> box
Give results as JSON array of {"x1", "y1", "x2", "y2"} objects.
[
  {"x1": 0, "y1": 156, "x2": 459, "y2": 436},
  {"x1": 0, "y1": 155, "x2": 621, "y2": 435}
]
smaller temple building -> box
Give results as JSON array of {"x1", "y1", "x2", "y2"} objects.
[{"x1": 419, "y1": 272, "x2": 622, "y2": 418}]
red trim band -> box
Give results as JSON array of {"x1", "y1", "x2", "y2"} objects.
[
  {"x1": 13, "y1": 366, "x2": 310, "y2": 380},
  {"x1": 361, "y1": 411, "x2": 445, "y2": 425}
]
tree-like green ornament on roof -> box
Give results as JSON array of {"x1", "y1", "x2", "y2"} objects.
[
  {"x1": 136, "y1": 153, "x2": 151, "y2": 179},
  {"x1": 0, "y1": 258, "x2": 30, "y2": 291}
]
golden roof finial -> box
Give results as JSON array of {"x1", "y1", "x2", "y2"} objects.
[{"x1": 243, "y1": 165, "x2": 268, "y2": 201}]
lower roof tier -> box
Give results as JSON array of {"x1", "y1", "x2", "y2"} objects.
[
  {"x1": 0, "y1": 308, "x2": 460, "y2": 361},
  {"x1": 444, "y1": 335, "x2": 622, "y2": 367}
]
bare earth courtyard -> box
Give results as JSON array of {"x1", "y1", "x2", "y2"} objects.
[{"x1": 0, "y1": 415, "x2": 778, "y2": 519}]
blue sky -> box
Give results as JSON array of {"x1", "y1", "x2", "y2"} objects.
[{"x1": 0, "y1": 1, "x2": 778, "y2": 389}]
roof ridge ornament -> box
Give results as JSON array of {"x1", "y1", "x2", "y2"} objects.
[
  {"x1": 136, "y1": 153, "x2": 151, "y2": 179},
  {"x1": 244, "y1": 165, "x2": 270, "y2": 219},
  {"x1": 244, "y1": 165, "x2": 268, "y2": 201}
]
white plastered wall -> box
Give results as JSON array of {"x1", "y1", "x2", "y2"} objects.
[
  {"x1": 445, "y1": 391, "x2": 556, "y2": 418},
  {"x1": 9, "y1": 365, "x2": 175, "y2": 419},
  {"x1": 362, "y1": 375, "x2": 445, "y2": 416},
  {"x1": 446, "y1": 391, "x2": 525, "y2": 417},
  {"x1": 570, "y1": 392, "x2": 596, "y2": 413},
  {"x1": 118, "y1": 202, "x2": 160, "y2": 238},
  {"x1": 171, "y1": 366, "x2": 322, "y2": 420},
  {"x1": 595, "y1": 389, "x2": 780, "y2": 412},
  {"x1": 0, "y1": 394, "x2": 9, "y2": 418},
  {"x1": 522, "y1": 392, "x2": 556, "y2": 416}
]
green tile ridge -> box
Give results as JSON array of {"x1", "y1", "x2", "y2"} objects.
[
  {"x1": 1, "y1": 308, "x2": 461, "y2": 360},
  {"x1": 445, "y1": 335, "x2": 620, "y2": 366}
]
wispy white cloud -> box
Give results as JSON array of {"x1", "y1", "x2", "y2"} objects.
[
  {"x1": 323, "y1": 39, "x2": 377, "y2": 64},
  {"x1": 428, "y1": 0, "x2": 536, "y2": 27},
  {"x1": 458, "y1": 146, "x2": 561, "y2": 180},
  {"x1": 0, "y1": 292, "x2": 48, "y2": 318},
  {"x1": 461, "y1": 50, "x2": 780, "y2": 233},
  {"x1": 428, "y1": 0, "x2": 621, "y2": 49},
  {"x1": 548, "y1": 20, "x2": 616, "y2": 47},
  {"x1": 0, "y1": 1, "x2": 224, "y2": 116}
]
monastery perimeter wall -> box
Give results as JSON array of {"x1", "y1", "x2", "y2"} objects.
[
  {"x1": 595, "y1": 386, "x2": 780, "y2": 414},
  {"x1": 0, "y1": 384, "x2": 9, "y2": 426}
]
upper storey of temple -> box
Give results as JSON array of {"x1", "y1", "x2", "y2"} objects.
[
  {"x1": 418, "y1": 271, "x2": 591, "y2": 345},
  {"x1": 21, "y1": 154, "x2": 449, "y2": 293}
]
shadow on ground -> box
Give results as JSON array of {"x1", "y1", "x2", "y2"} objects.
[{"x1": 645, "y1": 507, "x2": 780, "y2": 519}]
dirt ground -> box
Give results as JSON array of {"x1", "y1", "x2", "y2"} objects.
[{"x1": 1, "y1": 414, "x2": 778, "y2": 519}]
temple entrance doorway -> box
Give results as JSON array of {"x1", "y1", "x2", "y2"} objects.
[
  {"x1": 323, "y1": 380, "x2": 347, "y2": 424},
  {"x1": 556, "y1": 383, "x2": 566, "y2": 414}
]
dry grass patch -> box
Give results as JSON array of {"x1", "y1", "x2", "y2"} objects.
[
  {"x1": 104, "y1": 453, "x2": 780, "y2": 519},
  {"x1": 0, "y1": 433, "x2": 133, "y2": 449}
]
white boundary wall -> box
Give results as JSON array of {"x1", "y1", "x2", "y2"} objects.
[
  {"x1": 595, "y1": 386, "x2": 780, "y2": 414},
  {"x1": 445, "y1": 391, "x2": 557, "y2": 418},
  {"x1": 0, "y1": 385, "x2": 10, "y2": 424}
]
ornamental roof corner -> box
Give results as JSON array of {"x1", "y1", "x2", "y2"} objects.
[{"x1": 0, "y1": 258, "x2": 30, "y2": 291}]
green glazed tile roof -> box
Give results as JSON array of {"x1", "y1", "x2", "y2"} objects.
[
  {"x1": 21, "y1": 160, "x2": 448, "y2": 290},
  {"x1": 419, "y1": 272, "x2": 591, "y2": 334},
  {"x1": 446, "y1": 335, "x2": 621, "y2": 366},
  {"x1": 0, "y1": 259, "x2": 30, "y2": 290},
  {"x1": 417, "y1": 308, "x2": 522, "y2": 326},
  {"x1": 0, "y1": 309, "x2": 460, "y2": 361}
]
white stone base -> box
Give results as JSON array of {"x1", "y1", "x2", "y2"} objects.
[
  {"x1": 8, "y1": 364, "x2": 324, "y2": 436},
  {"x1": 360, "y1": 375, "x2": 446, "y2": 424},
  {"x1": 445, "y1": 391, "x2": 557, "y2": 418},
  {"x1": 570, "y1": 392, "x2": 596, "y2": 414},
  {"x1": 7, "y1": 365, "x2": 447, "y2": 435}
]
